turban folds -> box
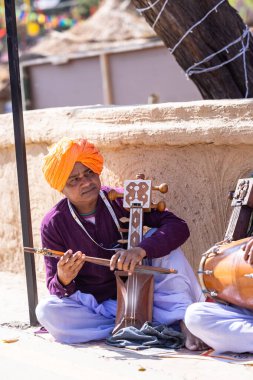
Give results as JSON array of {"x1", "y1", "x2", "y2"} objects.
[{"x1": 42, "y1": 137, "x2": 103, "y2": 191}]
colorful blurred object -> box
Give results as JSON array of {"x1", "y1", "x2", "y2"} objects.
[
  {"x1": 33, "y1": 0, "x2": 61, "y2": 10},
  {"x1": 26, "y1": 21, "x2": 40, "y2": 37},
  {"x1": 0, "y1": 0, "x2": 99, "y2": 47},
  {"x1": 0, "y1": 28, "x2": 5, "y2": 38}
]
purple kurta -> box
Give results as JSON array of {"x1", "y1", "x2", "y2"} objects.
[{"x1": 41, "y1": 186, "x2": 190, "y2": 303}]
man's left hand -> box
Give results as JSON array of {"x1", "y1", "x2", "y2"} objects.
[
  {"x1": 110, "y1": 247, "x2": 146, "y2": 275},
  {"x1": 243, "y1": 238, "x2": 253, "y2": 265}
]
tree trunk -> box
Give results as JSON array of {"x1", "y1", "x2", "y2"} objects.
[{"x1": 131, "y1": 0, "x2": 253, "y2": 99}]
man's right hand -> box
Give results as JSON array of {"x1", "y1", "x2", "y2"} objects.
[{"x1": 57, "y1": 250, "x2": 86, "y2": 286}]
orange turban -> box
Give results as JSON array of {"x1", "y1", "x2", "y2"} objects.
[{"x1": 42, "y1": 137, "x2": 103, "y2": 191}]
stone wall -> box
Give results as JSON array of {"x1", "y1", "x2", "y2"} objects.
[{"x1": 1, "y1": 99, "x2": 253, "y2": 275}]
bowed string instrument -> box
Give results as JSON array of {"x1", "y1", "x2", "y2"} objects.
[{"x1": 107, "y1": 174, "x2": 174, "y2": 333}]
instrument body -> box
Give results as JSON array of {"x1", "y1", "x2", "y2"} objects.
[
  {"x1": 198, "y1": 237, "x2": 253, "y2": 309},
  {"x1": 114, "y1": 271, "x2": 154, "y2": 331}
]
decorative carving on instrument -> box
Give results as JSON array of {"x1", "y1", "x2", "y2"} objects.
[
  {"x1": 108, "y1": 174, "x2": 169, "y2": 334},
  {"x1": 232, "y1": 179, "x2": 250, "y2": 204},
  {"x1": 124, "y1": 179, "x2": 151, "y2": 248}
]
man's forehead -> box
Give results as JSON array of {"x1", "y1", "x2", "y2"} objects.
[{"x1": 69, "y1": 162, "x2": 90, "y2": 176}]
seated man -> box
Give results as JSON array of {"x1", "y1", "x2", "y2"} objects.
[
  {"x1": 185, "y1": 238, "x2": 253, "y2": 353},
  {"x1": 36, "y1": 137, "x2": 205, "y2": 349}
]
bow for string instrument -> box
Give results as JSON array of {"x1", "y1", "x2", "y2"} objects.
[
  {"x1": 108, "y1": 173, "x2": 170, "y2": 334},
  {"x1": 24, "y1": 246, "x2": 176, "y2": 275}
]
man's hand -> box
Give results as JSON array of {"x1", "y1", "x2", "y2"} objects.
[
  {"x1": 243, "y1": 238, "x2": 253, "y2": 266},
  {"x1": 57, "y1": 250, "x2": 86, "y2": 286},
  {"x1": 110, "y1": 247, "x2": 146, "y2": 275}
]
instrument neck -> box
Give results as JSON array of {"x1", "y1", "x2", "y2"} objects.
[{"x1": 127, "y1": 205, "x2": 143, "y2": 249}]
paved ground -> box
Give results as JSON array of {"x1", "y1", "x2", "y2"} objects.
[{"x1": 1, "y1": 271, "x2": 253, "y2": 380}]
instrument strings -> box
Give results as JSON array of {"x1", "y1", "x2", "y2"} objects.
[
  {"x1": 123, "y1": 271, "x2": 138, "y2": 325},
  {"x1": 126, "y1": 273, "x2": 138, "y2": 325},
  {"x1": 132, "y1": 273, "x2": 137, "y2": 323}
]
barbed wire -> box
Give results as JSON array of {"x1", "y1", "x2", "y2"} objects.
[
  {"x1": 136, "y1": 0, "x2": 163, "y2": 13},
  {"x1": 242, "y1": 28, "x2": 250, "y2": 98},
  {"x1": 186, "y1": 26, "x2": 250, "y2": 73},
  {"x1": 169, "y1": 0, "x2": 226, "y2": 54},
  {"x1": 187, "y1": 27, "x2": 250, "y2": 97},
  {"x1": 136, "y1": 0, "x2": 251, "y2": 98},
  {"x1": 152, "y1": 0, "x2": 169, "y2": 28}
]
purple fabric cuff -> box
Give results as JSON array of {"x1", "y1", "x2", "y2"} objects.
[
  {"x1": 54, "y1": 275, "x2": 76, "y2": 298},
  {"x1": 138, "y1": 239, "x2": 157, "y2": 259}
]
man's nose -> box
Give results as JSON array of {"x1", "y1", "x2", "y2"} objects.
[{"x1": 80, "y1": 175, "x2": 92, "y2": 186}]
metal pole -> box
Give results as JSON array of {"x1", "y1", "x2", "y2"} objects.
[{"x1": 4, "y1": 0, "x2": 38, "y2": 325}]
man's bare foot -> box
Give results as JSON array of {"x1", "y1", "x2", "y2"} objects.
[{"x1": 180, "y1": 321, "x2": 209, "y2": 351}]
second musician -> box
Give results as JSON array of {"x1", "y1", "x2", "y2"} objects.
[{"x1": 185, "y1": 238, "x2": 253, "y2": 353}]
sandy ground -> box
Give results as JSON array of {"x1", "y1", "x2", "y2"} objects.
[{"x1": 1, "y1": 271, "x2": 253, "y2": 380}]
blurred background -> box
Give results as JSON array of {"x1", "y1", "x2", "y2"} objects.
[{"x1": 0, "y1": 0, "x2": 252, "y2": 113}]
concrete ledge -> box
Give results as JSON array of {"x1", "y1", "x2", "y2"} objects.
[{"x1": 0, "y1": 99, "x2": 253, "y2": 148}]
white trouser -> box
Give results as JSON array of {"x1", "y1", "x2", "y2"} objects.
[
  {"x1": 36, "y1": 248, "x2": 203, "y2": 344},
  {"x1": 184, "y1": 302, "x2": 253, "y2": 353}
]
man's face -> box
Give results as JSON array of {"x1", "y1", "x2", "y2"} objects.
[{"x1": 62, "y1": 162, "x2": 101, "y2": 210}]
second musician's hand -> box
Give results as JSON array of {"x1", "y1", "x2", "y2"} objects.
[{"x1": 243, "y1": 238, "x2": 253, "y2": 266}]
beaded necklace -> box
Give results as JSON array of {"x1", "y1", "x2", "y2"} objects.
[{"x1": 79, "y1": 209, "x2": 96, "y2": 217}]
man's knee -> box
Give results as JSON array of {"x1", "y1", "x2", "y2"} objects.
[
  {"x1": 184, "y1": 302, "x2": 207, "y2": 332},
  {"x1": 36, "y1": 297, "x2": 57, "y2": 324}
]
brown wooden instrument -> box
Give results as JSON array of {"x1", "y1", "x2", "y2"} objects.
[
  {"x1": 24, "y1": 247, "x2": 176, "y2": 275},
  {"x1": 198, "y1": 177, "x2": 253, "y2": 309},
  {"x1": 109, "y1": 174, "x2": 169, "y2": 333},
  {"x1": 225, "y1": 178, "x2": 253, "y2": 241},
  {"x1": 198, "y1": 238, "x2": 253, "y2": 309}
]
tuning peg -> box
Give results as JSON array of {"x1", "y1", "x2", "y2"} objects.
[
  {"x1": 151, "y1": 200, "x2": 166, "y2": 212},
  {"x1": 118, "y1": 228, "x2": 129, "y2": 233},
  {"x1": 119, "y1": 217, "x2": 129, "y2": 223},
  {"x1": 108, "y1": 189, "x2": 124, "y2": 201},
  {"x1": 152, "y1": 183, "x2": 168, "y2": 193},
  {"x1": 117, "y1": 239, "x2": 128, "y2": 244}
]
